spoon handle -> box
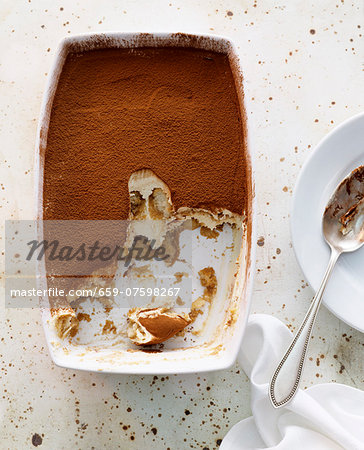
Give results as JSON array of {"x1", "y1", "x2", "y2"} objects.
[{"x1": 269, "y1": 247, "x2": 340, "y2": 408}]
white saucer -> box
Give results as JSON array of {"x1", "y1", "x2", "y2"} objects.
[{"x1": 292, "y1": 112, "x2": 364, "y2": 332}]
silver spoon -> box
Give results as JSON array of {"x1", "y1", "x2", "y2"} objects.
[{"x1": 269, "y1": 165, "x2": 364, "y2": 408}]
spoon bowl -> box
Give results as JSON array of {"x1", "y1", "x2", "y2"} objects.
[{"x1": 323, "y1": 165, "x2": 364, "y2": 253}]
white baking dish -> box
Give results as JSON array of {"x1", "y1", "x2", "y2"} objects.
[{"x1": 35, "y1": 32, "x2": 256, "y2": 374}]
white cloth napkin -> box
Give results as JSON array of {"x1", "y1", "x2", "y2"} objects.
[{"x1": 221, "y1": 314, "x2": 364, "y2": 450}]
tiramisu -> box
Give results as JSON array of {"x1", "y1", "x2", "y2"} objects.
[{"x1": 43, "y1": 45, "x2": 249, "y2": 345}]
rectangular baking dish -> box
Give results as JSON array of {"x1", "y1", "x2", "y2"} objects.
[{"x1": 35, "y1": 32, "x2": 256, "y2": 374}]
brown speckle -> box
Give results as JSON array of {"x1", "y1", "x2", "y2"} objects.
[
  {"x1": 32, "y1": 434, "x2": 42, "y2": 447},
  {"x1": 102, "y1": 320, "x2": 116, "y2": 334},
  {"x1": 227, "y1": 10, "x2": 233, "y2": 16},
  {"x1": 77, "y1": 312, "x2": 91, "y2": 322},
  {"x1": 310, "y1": 29, "x2": 316, "y2": 35},
  {"x1": 257, "y1": 236, "x2": 265, "y2": 246}
]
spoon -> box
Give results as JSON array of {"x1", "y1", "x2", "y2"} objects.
[{"x1": 269, "y1": 165, "x2": 364, "y2": 408}]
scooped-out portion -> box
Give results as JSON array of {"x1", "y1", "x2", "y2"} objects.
[
  {"x1": 43, "y1": 44, "x2": 250, "y2": 348},
  {"x1": 128, "y1": 308, "x2": 191, "y2": 346}
]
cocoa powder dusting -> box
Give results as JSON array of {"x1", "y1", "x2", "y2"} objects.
[{"x1": 44, "y1": 47, "x2": 248, "y2": 219}]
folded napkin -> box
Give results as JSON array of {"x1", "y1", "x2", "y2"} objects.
[{"x1": 221, "y1": 314, "x2": 364, "y2": 450}]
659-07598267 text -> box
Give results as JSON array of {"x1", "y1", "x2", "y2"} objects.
[{"x1": 10, "y1": 286, "x2": 181, "y2": 299}]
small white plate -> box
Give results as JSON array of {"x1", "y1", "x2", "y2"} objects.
[{"x1": 292, "y1": 112, "x2": 364, "y2": 332}]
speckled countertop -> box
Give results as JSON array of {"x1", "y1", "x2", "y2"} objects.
[{"x1": 0, "y1": 0, "x2": 363, "y2": 449}]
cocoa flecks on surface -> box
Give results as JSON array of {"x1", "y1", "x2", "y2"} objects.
[
  {"x1": 31, "y1": 434, "x2": 43, "y2": 447},
  {"x1": 44, "y1": 47, "x2": 248, "y2": 221}
]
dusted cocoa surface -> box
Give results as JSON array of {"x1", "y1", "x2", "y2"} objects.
[{"x1": 43, "y1": 47, "x2": 248, "y2": 220}]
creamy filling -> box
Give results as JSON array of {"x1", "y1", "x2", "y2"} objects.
[{"x1": 52, "y1": 169, "x2": 241, "y2": 344}]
